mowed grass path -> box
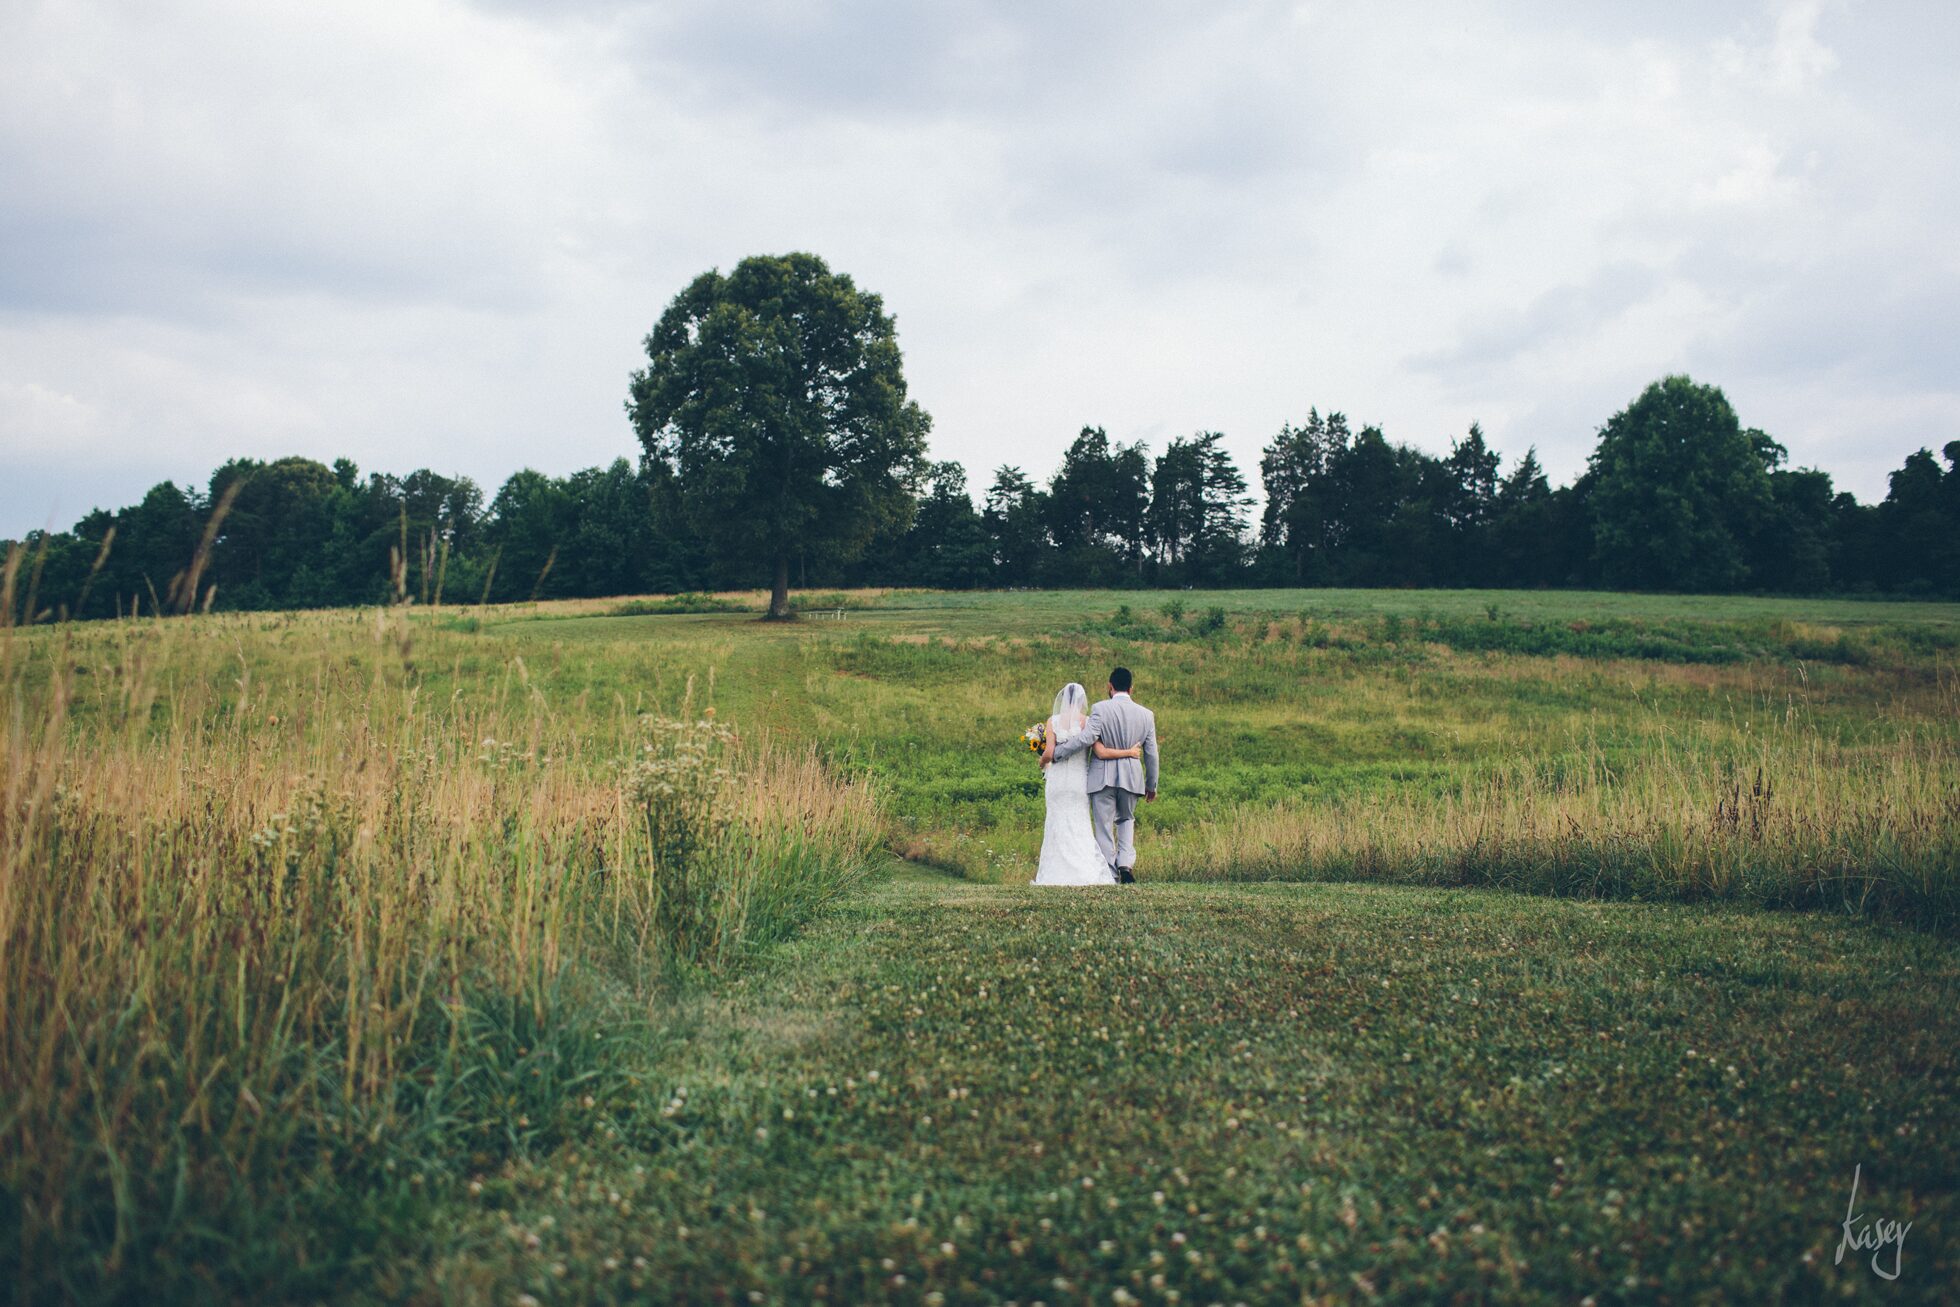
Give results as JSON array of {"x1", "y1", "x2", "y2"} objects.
[{"x1": 408, "y1": 870, "x2": 1959, "y2": 1304}]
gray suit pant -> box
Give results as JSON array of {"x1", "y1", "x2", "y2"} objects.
[{"x1": 1089, "y1": 787, "x2": 1138, "y2": 874}]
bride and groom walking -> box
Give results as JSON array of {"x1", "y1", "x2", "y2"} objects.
[{"x1": 1033, "y1": 667, "x2": 1160, "y2": 886}]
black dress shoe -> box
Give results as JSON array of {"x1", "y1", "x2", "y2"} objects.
[{"x1": 1115, "y1": 866, "x2": 1136, "y2": 884}]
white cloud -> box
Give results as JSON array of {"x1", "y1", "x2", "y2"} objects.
[{"x1": 3, "y1": 0, "x2": 1957, "y2": 535}]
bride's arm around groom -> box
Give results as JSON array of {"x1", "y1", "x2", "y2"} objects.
[{"x1": 1050, "y1": 672, "x2": 1158, "y2": 801}]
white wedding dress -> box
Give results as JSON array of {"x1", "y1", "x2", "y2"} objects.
[{"x1": 1033, "y1": 713, "x2": 1116, "y2": 886}]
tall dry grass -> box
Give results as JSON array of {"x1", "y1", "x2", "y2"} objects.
[
  {"x1": 0, "y1": 599, "x2": 880, "y2": 1299},
  {"x1": 1145, "y1": 696, "x2": 1960, "y2": 926}
]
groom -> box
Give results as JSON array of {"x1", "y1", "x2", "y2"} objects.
[{"x1": 1049, "y1": 666, "x2": 1159, "y2": 883}]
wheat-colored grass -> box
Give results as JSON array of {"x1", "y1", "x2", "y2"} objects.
[{"x1": 0, "y1": 601, "x2": 879, "y2": 1296}]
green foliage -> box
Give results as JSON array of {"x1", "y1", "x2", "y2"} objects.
[
  {"x1": 860, "y1": 461, "x2": 993, "y2": 588},
  {"x1": 626, "y1": 252, "x2": 931, "y2": 616},
  {"x1": 1150, "y1": 431, "x2": 1250, "y2": 583},
  {"x1": 626, "y1": 715, "x2": 739, "y2": 962},
  {"x1": 1586, "y1": 375, "x2": 1773, "y2": 591},
  {"x1": 610, "y1": 593, "x2": 745, "y2": 616},
  {"x1": 981, "y1": 464, "x2": 1047, "y2": 587},
  {"x1": 1045, "y1": 426, "x2": 1151, "y2": 581},
  {"x1": 12, "y1": 378, "x2": 1960, "y2": 625}
]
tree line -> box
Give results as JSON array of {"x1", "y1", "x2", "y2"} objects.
[
  {"x1": 8, "y1": 372, "x2": 1956, "y2": 623},
  {"x1": 12, "y1": 249, "x2": 1957, "y2": 619}
]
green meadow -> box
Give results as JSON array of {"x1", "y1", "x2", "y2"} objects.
[
  {"x1": 496, "y1": 586, "x2": 1960, "y2": 926},
  {"x1": 4, "y1": 587, "x2": 1957, "y2": 1301}
]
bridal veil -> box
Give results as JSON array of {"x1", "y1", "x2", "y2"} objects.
[{"x1": 1052, "y1": 682, "x2": 1088, "y2": 734}]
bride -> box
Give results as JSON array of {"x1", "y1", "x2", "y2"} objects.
[{"x1": 1032, "y1": 682, "x2": 1142, "y2": 886}]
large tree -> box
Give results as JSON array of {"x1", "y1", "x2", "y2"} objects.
[
  {"x1": 1586, "y1": 375, "x2": 1772, "y2": 591},
  {"x1": 627, "y1": 253, "x2": 931, "y2": 618}
]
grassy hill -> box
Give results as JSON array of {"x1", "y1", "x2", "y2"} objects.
[{"x1": 4, "y1": 587, "x2": 1956, "y2": 1301}]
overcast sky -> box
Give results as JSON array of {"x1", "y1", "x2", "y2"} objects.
[{"x1": 4, "y1": 0, "x2": 1957, "y2": 536}]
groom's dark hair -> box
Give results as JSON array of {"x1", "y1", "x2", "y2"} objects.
[{"x1": 1109, "y1": 667, "x2": 1133, "y2": 693}]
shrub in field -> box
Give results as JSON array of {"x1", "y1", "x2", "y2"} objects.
[
  {"x1": 609, "y1": 592, "x2": 746, "y2": 616},
  {"x1": 626, "y1": 712, "x2": 738, "y2": 962}
]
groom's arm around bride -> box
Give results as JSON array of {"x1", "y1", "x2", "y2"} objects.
[{"x1": 1050, "y1": 667, "x2": 1158, "y2": 880}]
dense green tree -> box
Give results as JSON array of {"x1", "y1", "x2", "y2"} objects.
[
  {"x1": 627, "y1": 252, "x2": 931, "y2": 619},
  {"x1": 1871, "y1": 443, "x2": 1960, "y2": 595},
  {"x1": 1586, "y1": 376, "x2": 1773, "y2": 591},
  {"x1": 1045, "y1": 427, "x2": 1151, "y2": 584},
  {"x1": 1147, "y1": 439, "x2": 1203, "y2": 576},
  {"x1": 1748, "y1": 458, "x2": 1838, "y2": 594},
  {"x1": 1256, "y1": 410, "x2": 1349, "y2": 584},
  {"x1": 1320, "y1": 425, "x2": 1414, "y2": 585},
  {"x1": 482, "y1": 469, "x2": 572, "y2": 601},
  {"x1": 38, "y1": 480, "x2": 210, "y2": 618},
  {"x1": 554, "y1": 460, "x2": 652, "y2": 599},
  {"x1": 1488, "y1": 448, "x2": 1556, "y2": 587},
  {"x1": 1440, "y1": 422, "x2": 1501, "y2": 584},
  {"x1": 639, "y1": 457, "x2": 712, "y2": 594},
  {"x1": 1151, "y1": 432, "x2": 1249, "y2": 584},
  {"x1": 337, "y1": 468, "x2": 487, "y2": 604},
  {"x1": 883, "y1": 461, "x2": 993, "y2": 588},
  {"x1": 982, "y1": 466, "x2": 1047, "y2": 587},
  {"x1": 205, "y1": 457, "x2": 345, "y2": 609}
]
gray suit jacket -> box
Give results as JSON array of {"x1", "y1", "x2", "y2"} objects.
[{"x1": 1051, "y1": 693, "x2": 1158, "y2": 796}]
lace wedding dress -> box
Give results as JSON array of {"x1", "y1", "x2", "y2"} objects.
[{"x1": 1033, "y1": 686, "x2": 1116, "y2": 886}]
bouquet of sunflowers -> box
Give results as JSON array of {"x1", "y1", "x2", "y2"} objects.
[{"x1": 1022, "y1": 722, "x2": 1047, "y2": 755}]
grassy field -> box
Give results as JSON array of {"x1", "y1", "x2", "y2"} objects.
[
  {"x1": 400, "y1": 870, "x2": 1960, "y2": 1303},
  {"x1": 4, "y1": 585, "x2": 1958, "y2": 1300},
  {"x1": 484, "y1": 586, "x2": 1960, "y2": 928}
]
